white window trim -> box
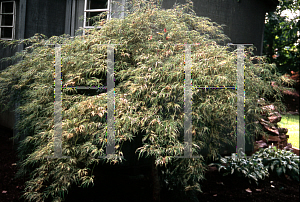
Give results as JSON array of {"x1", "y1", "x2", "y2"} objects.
[
  {"x1": 0, "y1": 0, "x2": 16, "y2": 40},
  {"x1": 83, "y1": 0, "x2": 111, "y2": 30}
]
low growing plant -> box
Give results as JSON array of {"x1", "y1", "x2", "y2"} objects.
[
  {"x1": 252, "y1": 146, "x2": 300, "y2": 182},
  {"x1": 208, "y1": 151, "x2": 269, "y2": 185},
  {"x1": 208, "y1": 146, "x2": 300, "y2": 186}
]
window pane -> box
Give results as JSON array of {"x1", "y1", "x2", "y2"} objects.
[
  {"x1": 1, "y1": 27, "x2": 13, "y2": 38},
  {"x1": 1, "y1": 14, "x2": 13, "y2": 26},
  {"x1": 87, "y1": 0, "x2": 107, "y2": 10},
  {"x1": 86, "y1": 12, "x2": 107, "y2": 26},
  {"x1": 1, "y1": 2, "x2": 14, "y2": 13}
]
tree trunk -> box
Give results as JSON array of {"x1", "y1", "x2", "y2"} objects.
[{"x1": 151, "y1": 156, "x2": 161, "y2": 202}]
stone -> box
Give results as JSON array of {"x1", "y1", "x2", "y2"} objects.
[
  {"x1": 267, "y1": 135, "x2": 281, "y2": 142},
  {"x1": 285, "y1": 143, "x2": 292, "y2": 149},
  {"x1": 283, "y1": 143, "x2": 293, "y2": 151},
  {"x1": 259, "y1": 119, "x2": 280, "y2": 135},
  {"x1": 267, "y1": 112, "x2": 281, "y2": 123},
  {"x1": 255, "y1": 140, "x2": 268, "y2": 148},
  {"x1": 279, "y1": 139, "x2": 288, "y2": 149},
  {"x1": 254, "y1": 98, "x2": 292, "y2": 153},
  {"x1": 279, "y1": 134, "x2": 288, "y2": 139},
  {"x1": 260, "y1": 104, "x2": 276, "y2": 115},
  {"x1": 278, "y1": 128, "x2": 288, "y2": 134},
  {"x1": 288, "y1": 110, "x2": 299, "y2": 115}
]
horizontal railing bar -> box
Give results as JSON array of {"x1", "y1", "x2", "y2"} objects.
[
  {"x1": 60, "y1": 86, "x2": 236, "y2": 89},
  {"x1": 193, "y1": 86, "x2": 236, "y2": 89},
  {"x1": 83, "y1": 26, "x2": 103, "y2": 29},
  {"x1": 84, "y1": 9, "x2": 109, "y2": 12},
  {"x1": 227, "y1": 43, "x2": 254, "y2": 46},
  {"x1": 62, "y1": 86, "x2": 107, "y2": 89},
  {"x1": 224, "y1": 156, "x2": 253, "y2": 159}
]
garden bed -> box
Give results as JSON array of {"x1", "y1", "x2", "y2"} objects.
[
  {"x1": 0, "y1": 125, "x2": 299, "y2": 202},
  {"x1": 194, "y1": 167, "x2": 299, "y2": 202}
]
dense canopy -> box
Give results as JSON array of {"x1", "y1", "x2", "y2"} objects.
[{"x1": 0, "y1": 0, "x2": 295, "y2": 201}]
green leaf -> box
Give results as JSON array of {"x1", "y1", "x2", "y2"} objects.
[
  {"x1": 276, "y1": 167, "x2": 283, "y2": 176},
  {"x1": 218, "y1": 165, "x2": 226, "y2": 172},
  {"x1": 220, "y1": 158, "x2": 227, "y2": 164},
  {"x1": 249, "y1": 174, "x2": 258, "y2": 181}
]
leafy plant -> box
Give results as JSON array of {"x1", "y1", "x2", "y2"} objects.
[
  {"x1": 208, "y1": 146, "x2": 300, "y2": 186},
  {"x1": 208, "y1": 151, "x2": 270, "y2": 185},
  {"x1": 252, "y1": 146, "x2": 300, "y2": 182},
  {"x1": 0, "y1": 0, "x2": 296, "y2": 201},
  {"x1": 263, "y1": 0, "x2": 300, "y2": 76}
]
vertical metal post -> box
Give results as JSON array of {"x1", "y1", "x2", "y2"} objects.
[
  {"x1": 53, "y1": 44, "x2": 63, "y2": 158},
  {"x1": 46, "y1": 44, "x2": 70, "y2": 159},
  {"x1": 184, "y1": 44, "x2": 192, "y2": 158},
  {"x1": 106, "y1": 45, "x2": 115, "y2": 156},
  {"x1": 236, "y1": 45, "x2": 245, "y2": 156},
  {"x1": 121, "y1": 0, "x2": 125, "y2": 19},
  {"x1": 83, "y1": 0, "x2": 87, "y2": 35}
]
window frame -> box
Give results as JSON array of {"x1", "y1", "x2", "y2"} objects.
[
  {"x1": 83, "y1": 0, "x2": 111, "y2": 29},
  {"x1": 0, "y1": 0, "x2": 16, "y2": 40}
]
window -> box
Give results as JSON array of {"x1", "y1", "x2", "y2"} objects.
[
  {"x1": 0, "y1": 1, "x2": 16, "y2": 40},
  {"x1": 84, "y1": 0, "x2": 111, "y2": 29}
]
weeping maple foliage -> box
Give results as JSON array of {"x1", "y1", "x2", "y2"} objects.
[{"x1": 0, "y1": 0, "x2": 296, "y2": 201}]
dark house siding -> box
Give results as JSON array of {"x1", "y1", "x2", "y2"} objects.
[
  {"x1": 24, "y1": 0, "x2": 66, "y2": 38},
  {"x1": 161, "y1": 0, "x2": 278, "y2": 55}
]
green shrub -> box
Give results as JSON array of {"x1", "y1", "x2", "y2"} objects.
[
  {"x1": 0, "y1": 0, "x2": 296, "y2": 201},
  {"x1": 252, "y1": 146, "x2": 300, "y2": 182},
  {"x1": 208, "y1": 151, "x2": 270, "y2": 185},
  {"x1": 208, "y1": 146, "x2": 300, "y2": 186}
]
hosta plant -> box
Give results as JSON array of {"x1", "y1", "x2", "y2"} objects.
[
  {"x1": 208, "y1": 151, "x2": 270, "y2": 185},
  {"x1": 252, "y1": 146, "x2": 300, "y2": 182}
]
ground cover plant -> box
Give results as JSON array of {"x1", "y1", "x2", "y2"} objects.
[
  {"x1": 209, "y1": 146, "x2": 299, "y2": 185},
  {"x1": 278, "y1": 114, "x2": 299, "y2": 149},
  {"x1": 254, "y1": 146, "x2": 299, "y2": 182},
  {"x1": 208, "y1": 151, "x2": 270, "y2": 185},
  {"x1": 0, "y1": 0, "x2": 297, "y2": 201}
]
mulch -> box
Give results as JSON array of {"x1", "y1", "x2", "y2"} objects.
[
  {"x1": 1, "y1": 123, "x2": 299, "y2": 202},
  {"x1": 194, "y1": 168, "x2": 299, "y2": 202},
  {"x1": 0, "y1": 126, "x2": 26, "y2": 202}
]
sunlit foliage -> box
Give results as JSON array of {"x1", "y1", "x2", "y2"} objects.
[{"x1": 0, "y1": 0, "x2": 296, "y2": 201}]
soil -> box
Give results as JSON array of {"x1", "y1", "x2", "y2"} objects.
[
  {"x1": 0, "y1": 126, "x2": 26, "y2": 202},
  {"x1": 1, "y1": 126, "x2": 299, "y2": 202},
  {"x1": 0, "y1": 87, "x2": 299, "y2": 202},
  {"x1": 195, "y1": 168, "x2": 299, "y2": 202}
]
